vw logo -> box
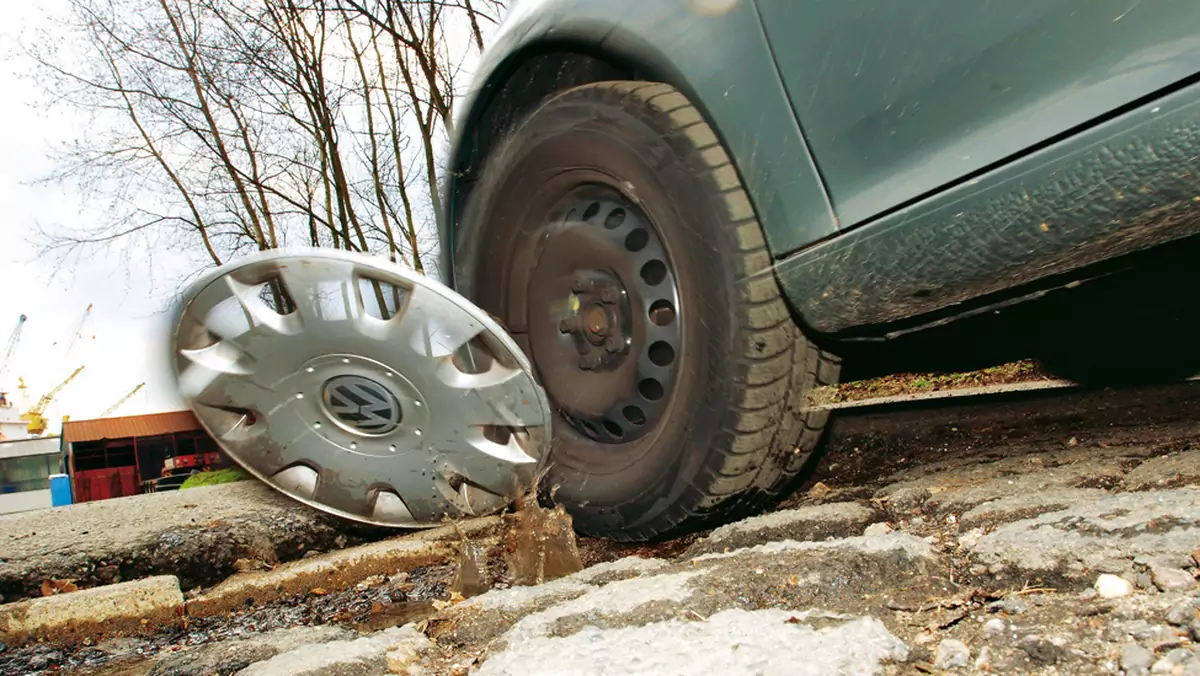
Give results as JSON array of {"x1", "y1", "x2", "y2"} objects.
[{"x1": 321, "y1": 375, "x2": 402, "y2": 435}]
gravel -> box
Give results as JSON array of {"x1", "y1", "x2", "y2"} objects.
[
  {"x1": 934, "y1": 638, "x2": 970, "y2": 669},
  {"x1": 1122, "y1": 643, "x2": 1156, "y2": 675}
]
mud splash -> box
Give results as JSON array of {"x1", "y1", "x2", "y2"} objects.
[{"x1": 501, "y1": 495, "x2": 584, "y2": 587}]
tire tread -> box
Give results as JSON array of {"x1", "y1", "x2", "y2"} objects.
[{"x1": 575, "y1": 81, "x2": 841, "y2": 537}]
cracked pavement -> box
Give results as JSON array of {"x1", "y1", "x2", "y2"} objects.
[{"x1": 2, "y1": 385, "x2": 1200, "y2": 675}]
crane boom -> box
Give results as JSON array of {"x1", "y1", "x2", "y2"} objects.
[
  {"x1": 100, "y1": 383, "x2": 145, "y2": 417},
  {"x1": 0, "y1": 314, "x2": 27, "y2": 379},
  {"x1": 56, "y1": 304, "x2": 92, "y2": 380},
  {"x1": 22, "y1": 366, "x2": 86, "y2": 436}
]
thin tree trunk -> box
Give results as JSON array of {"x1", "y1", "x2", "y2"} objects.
[
  {"x1": 226, "y1": 97, "x2": 279, "y2": 248},
  {"x1": 344, "y1": 14, "x2": 404, "y2": 265},
  {"x1": 462, "y1": 0, "x2": 486, "y2": 52},
  {"x1": 370, "y1": 23, "x2": 424, "y2": 272},
  {"x1": 390, "y1": 27, "x2": 446, "y2": 253},
  {"x1": 107, "y1": 45, "x2": 221, "y2": 265},
  {"x1": 156, "y1": 0, "x2": 268, "y2": 249}
]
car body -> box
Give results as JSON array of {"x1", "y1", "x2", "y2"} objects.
[
  {"x1": 447, "y1": 0, "x2": 1200, "y2": 332},
  {"x1": 439, "y1": 0, "x2": 1200, "y2": 539}
]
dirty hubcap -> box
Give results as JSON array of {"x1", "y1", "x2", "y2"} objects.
[{"x1": 170, "y1": 249, "x2": 552, "y2": 528}]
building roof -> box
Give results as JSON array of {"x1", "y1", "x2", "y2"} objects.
[
  {"x1": 0, "y1": 435, "x2": 60, "y2": 459},
  {"x1": 62, "y1": 410, "x2": 201, "y2": 445}
]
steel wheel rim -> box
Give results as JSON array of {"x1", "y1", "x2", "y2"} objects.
[
  {"x1": 170, "y1": 248, "x2": 551, "y2": 528},
  {"x1": 527, "y1": 184, "x2": 684, "y2": 445}
]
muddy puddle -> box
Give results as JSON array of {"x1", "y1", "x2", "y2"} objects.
[{"x1": 0, "y1": 498, "x2": 687, "y2": 675}]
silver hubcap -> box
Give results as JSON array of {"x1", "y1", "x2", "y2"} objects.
[{"x1": 170, "y1": 249, "x2": 552, "y2": 527}]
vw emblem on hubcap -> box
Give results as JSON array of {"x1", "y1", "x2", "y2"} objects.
[{"x1": 321, "y1": 375, "x2": 402, "y2": 436}]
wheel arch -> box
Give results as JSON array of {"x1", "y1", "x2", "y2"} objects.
[
  {"x1": 441, "y1": 1, "x2": 839, "y2": 287},
  {"x1": 444, "y1": 44, "x2": 683, "y2": 287}
]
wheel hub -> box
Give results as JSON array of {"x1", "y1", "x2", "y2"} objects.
[
  {"x1": 526, "y1": 188, "x2": 683, "y2": 445},
  {"x1": 558, "y1": 271, "x2": 631, "y2": 371}
]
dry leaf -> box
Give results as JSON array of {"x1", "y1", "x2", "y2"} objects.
[
  {"x1": 311, "y1": 587, "x2": 329, "y2": 596},
  {"x1": 40, "y1": 579, "x2": 78, "y2": 596},
  {"x1": 432, "y1": 591, "x2": 467, "y2": 611},
  {"x1": 807, "y1": 481, "x2": 832, "y2": 498}
]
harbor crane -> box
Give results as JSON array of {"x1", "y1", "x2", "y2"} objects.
[
  {"x1": 0, "y1": 314, "x2": 26, "y2": 381},
  {"x1": 54, "y1": 304, "x2": 93, "y2": 382},
  {"x1": 21, "y1": 366, "x2": 85, "y2": 436},
  {"x1": 99, "y1": 382, "x2": 145, "y2": 418}
]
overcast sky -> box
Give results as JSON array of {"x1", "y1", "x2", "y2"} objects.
[
  {"x1": 0, "y1": 0, "x2": 185, "y2": 431},
  {"x1": 0, "y1": 2, "x2": 494, "y2": 435}
]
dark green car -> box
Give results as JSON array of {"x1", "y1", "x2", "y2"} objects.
[{"x1": 441, "y1": 0, "x2": 1200, "y2": 541}]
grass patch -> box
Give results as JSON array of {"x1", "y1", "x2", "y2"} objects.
[
  {"x1": 180, "y1": 467, "x2": 253, "y2": 490},
  {"x1": 808, "y1": 359, "x2": 1053, "y2": 406}
]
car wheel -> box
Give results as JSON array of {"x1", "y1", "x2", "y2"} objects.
[
  {"x1": 455, "y1": 81, "x2": 840, "y2": 541},
  {"x1": 1031, "y1": 270, "x2": 1200, "y2": 387}
]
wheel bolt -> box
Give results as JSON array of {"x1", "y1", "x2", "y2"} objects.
[
  {"x1": 578, "y1": 355, "x2": 596, "y2": 370},
  {"x1": 605, "y1": 336, "x2": 624, "y2": 353},
  {"x1": 599, "y1": 287, "x2": 621, "y2": 304},
  {"x1": 572, "y1": 276, "x2": 590, "y2": 293},
  {"x1": 559, "y1": 317, "x2": 580, "y2": 334}
]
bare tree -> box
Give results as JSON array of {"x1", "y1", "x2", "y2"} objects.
[{"x1": 26, "y1": 0, "x2": 506, "y2": 280}]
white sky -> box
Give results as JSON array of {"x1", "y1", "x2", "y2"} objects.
[
  {"x1": 0, "y1": 0, "x2": 185, "y2": 432},
  {"x1": 0, "y1": 2, "x2": 496, "y2": 435}
]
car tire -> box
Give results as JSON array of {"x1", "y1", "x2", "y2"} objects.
[
  {"x1": 1038, "y1": 324, "x2": 1200, "y2": 387},
  {"x1": 1032, "y1": 268, "x2": 1200, "y2": 387},
  {"x1": 455, "y1": 81, "x2": 840, "y2": 541}
]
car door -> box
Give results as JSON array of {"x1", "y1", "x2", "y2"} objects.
[{"x1": 753, "y1": 0, "x2": 1200, "y2": 228}]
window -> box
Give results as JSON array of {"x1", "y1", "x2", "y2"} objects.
[{"x1": 0, "y1": 454, "x2": 60, "y2": 493}]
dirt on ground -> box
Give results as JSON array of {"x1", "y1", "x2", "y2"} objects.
[{"x1": 2, "y1": 381, "x2": 1200, "y2": 675}]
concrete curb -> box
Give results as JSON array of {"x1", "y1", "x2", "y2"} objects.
[
  {"x1": 185, "y1": 536, "x2": 465, "y2": 618},
  {"x1": 0, "y1": 575, "x2": 183, "y2": 648},
  {"x1": 407, "y1": 515, "x2": 502, "y2": 543},
  {"x1": 683, "y1": 502, "x2": 884, "y2": 558},
  {"x1": 0, "y1": 515, "x2": 504, "y2": 647},
  {"x1": 0, "y1": 481, "x2": 375, "y2": 602},
  {"x1": 806, "y1": 378, "x2": 1078, "y2": 412}
]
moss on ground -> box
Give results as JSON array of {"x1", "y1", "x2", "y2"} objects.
[{"x1": 180, "y1": 467, "x2": 254, "y2": 490}]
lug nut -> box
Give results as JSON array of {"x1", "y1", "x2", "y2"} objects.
[
  {"x1": 559, "y1": 317, "x2": 580, "y2": 333},
  {"x1": 605, "y1": 336, "x2": 624, "y2": 353},
  {"x1": 599, "y1": 287, "x2": 621, "y2": 304},
  {"x1": 572, "y1": 276, "x2": 590, "y2": 293}
]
